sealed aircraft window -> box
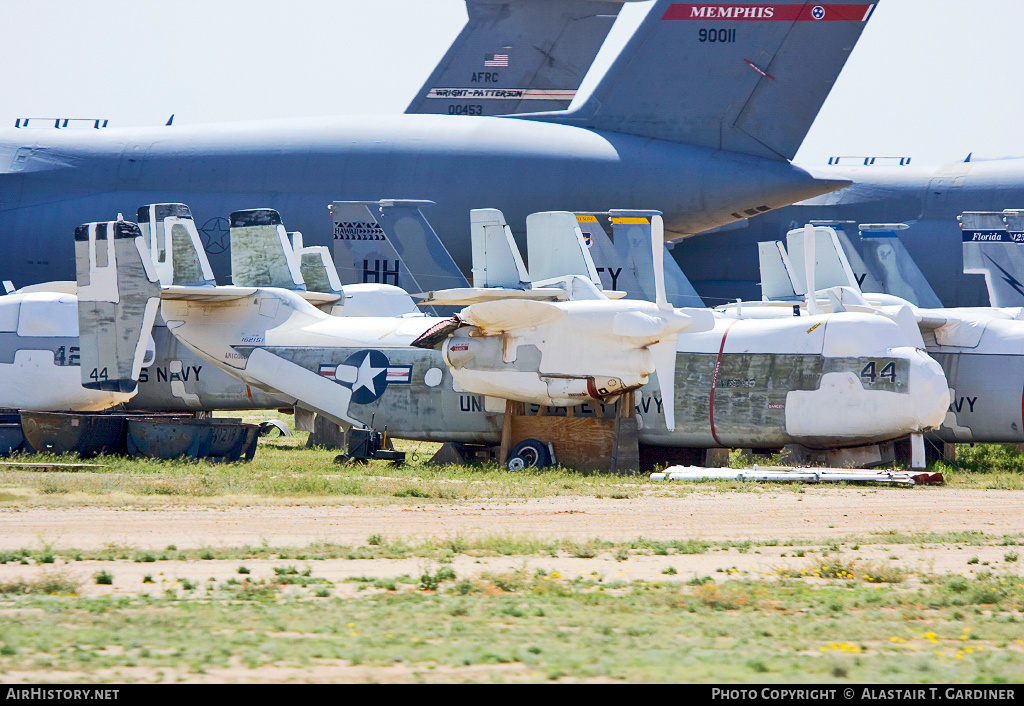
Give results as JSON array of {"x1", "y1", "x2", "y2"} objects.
[
  {"x1": 17, "y1": 294, "x2": 78, "y2": 337},
  {"x1": 0, "y1": 299, "x2": 19, "y2": 332}
]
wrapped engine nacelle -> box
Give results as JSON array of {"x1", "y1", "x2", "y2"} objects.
[{"x1": 442, "y1": 335, "x2": 641, "y2": 406}]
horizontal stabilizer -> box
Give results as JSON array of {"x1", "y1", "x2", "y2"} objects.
[
  {"x1": 415, "y1": 286, "x2": 569, "y2": 306},
  {"x1": 406, "y1": 0, "x2": 628, "y2": 116},
  {"x1": 74, "y1": 220, "x2": 160, "y2": 394},
  {"x1": 543, "y1": 0, "x2": 877, "y2": 159},
  {"x1": 230, "y1": 209, "x2": 305, "y2": 290}
]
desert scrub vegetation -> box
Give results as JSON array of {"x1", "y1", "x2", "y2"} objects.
[
  {"x1": 1, "y1": 530, "x2": 1022, "y2": 566},
  {"x1": 1, "y1": 566, "x2": 1024, "y2": 683},
  {"x1": 5, "y1": 427, "x2": 1024, "y2": 508}
]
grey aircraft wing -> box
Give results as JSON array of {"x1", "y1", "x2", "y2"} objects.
[{"x1": 406, "y1": 0, "x2": 632, "y2": 116}]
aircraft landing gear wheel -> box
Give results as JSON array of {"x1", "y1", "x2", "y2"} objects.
[{"x1": 507, "y1": 438, "x2": 550, "y2": 471}]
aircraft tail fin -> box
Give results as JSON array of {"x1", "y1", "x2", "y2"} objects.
[
  {"x1": 297, "y1": 244, "x2": 344, "y2": 296},
  {"x1": 961, "y1": 211, "x2": 1024, "y2": 307},
  {"x1": 857, "y1": 223, "x2": 943, "y2": 307},
  {"x1": 808, "y1": 220, "x2": 884, "y2": 294},
  {"x1": 406, "y1": 0, "x2": 627, "y2": 116},
  {"x1": 540, "y1": 0, "x2": 877, "y2": 159},
  {"x1": 757, "y1": 239, "x2": 803, "y2": 300},
  {"x1": 74, "y1": 220, "x2": 161, "y2": 393},
  {"x1": 137, "y1": 203, "x2": 216, "y2": 287},
  {"x1": 526, "y1": 211, "x2": 601, "y2": 285},
  {"x1": 229, "y1": 209, "x2": 305, "y2": 290},
  {"x1": 575, "y1": 212, "x2": 705, "y2": 306},
  {"x1": 470, "y1": 208, "x2": 531, "y2": 289},
  {"x1": 786, "y1": 225, "x2": 860, "y2": 292},
  {"x1": 331, "y1": 200, "x2": 469, "y2": 301}
]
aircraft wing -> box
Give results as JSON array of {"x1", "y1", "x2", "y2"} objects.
[{"x1": 161, "y1": 285, "x2": 339, "y2": 306}]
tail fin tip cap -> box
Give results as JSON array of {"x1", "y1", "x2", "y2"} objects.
[{"x1": 230, "y1": 209, "x2": 282, "y2": 228}]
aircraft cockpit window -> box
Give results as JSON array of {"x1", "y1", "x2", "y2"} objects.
[
  {"x1": 17, "y1": 296, "x2": 78, "y2": 337},
  {"x1": 0, "y1": 300, "x2": 20, "y2": 332}
]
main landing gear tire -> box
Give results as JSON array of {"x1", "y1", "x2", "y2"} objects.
[{"x1": 507, "y1": 439, "x2": 550, "y2": 471}]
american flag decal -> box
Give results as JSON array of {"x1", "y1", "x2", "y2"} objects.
[{"x1": 484, "y1": 53, "x2": 509, "y2": 67}]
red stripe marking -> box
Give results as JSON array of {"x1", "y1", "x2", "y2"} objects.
[
  {"x1": 709, "y1": 320, "x2": 738, "y2": 447},
  {"x1": 662, "y1": 4, "x2": 875, "y2": 22},
  {"x1": 744, "y1": 58, "x2": 776, "y2": 80}
]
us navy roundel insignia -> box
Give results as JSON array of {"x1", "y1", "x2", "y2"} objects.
[
  {"x1": 344, "y1": 350, "x2": 391, "y2": 404},
  {"x1": 318, "y1": 350, "x2": 414, "y2": 404},
  {"x1": 811, "y1": 6, "x2": 825, "y2": 19},
  {"x1": 198, "y1": 216, "x2": 231, "y2": 255}
]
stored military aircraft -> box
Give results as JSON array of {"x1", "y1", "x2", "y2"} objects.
[
  {"x1": 0, "y1": 206, "x2": 294, "y2": 415},
  {"x1": 0, "y1": 0, "x2": 874, "y2": 291},
  {"x1": 72, "y1": 201, "x2": 948, "y2": 469},
  {"x1": 675, "y1": 158, "x2": 1024, "y2": 308},
  {"x1": 735, "y1": 223, "x2": 1024, "y2": 446}
]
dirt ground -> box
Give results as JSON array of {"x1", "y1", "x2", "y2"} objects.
[{"x1": 2, "y1": 487, "x2": 1023, "y2": 594}]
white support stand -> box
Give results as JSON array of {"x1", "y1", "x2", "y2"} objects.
[{"x1": 910, "y1": 432, "x2": 925, "y2": 470}]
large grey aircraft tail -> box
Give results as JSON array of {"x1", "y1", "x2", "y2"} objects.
[
  {"x1": 330, "y1": 200, "x2": 470, "y2": 299},
  {"x1": 538, "y1": 0, "x2": 877, "y2": 159},
  {"x1": 575, "y1": 211, "x2": 705, "y2": 306},
  {"x1": 856, "y1": 224, "x2": 942, "y2": 308},
  {"x1": 406, "y1": 0, "x2": 631, "y2": 116},
  {"x1": 961, "y1": 211, "x2": 1024, "y2": 308},
  {"x1": 74, "y1": 220, "x2": 161, "y2": 394}
]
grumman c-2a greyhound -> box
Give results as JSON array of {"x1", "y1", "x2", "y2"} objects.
[
  {"x1": 73, "y1": 198, "x2": 947, "y2": 470},
  {"x1": 726, "y1": 222, "x2": 1024, "y2": 449}
]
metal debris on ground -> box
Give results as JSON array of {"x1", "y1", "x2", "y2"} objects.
[{"x1": 650, "y1": 465, "x2": 944, "y2": 485}]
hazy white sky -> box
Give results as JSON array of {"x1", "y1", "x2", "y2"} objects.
[{"x1": 2, "y1": 0, "x2": 1021, "y2": 166}]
